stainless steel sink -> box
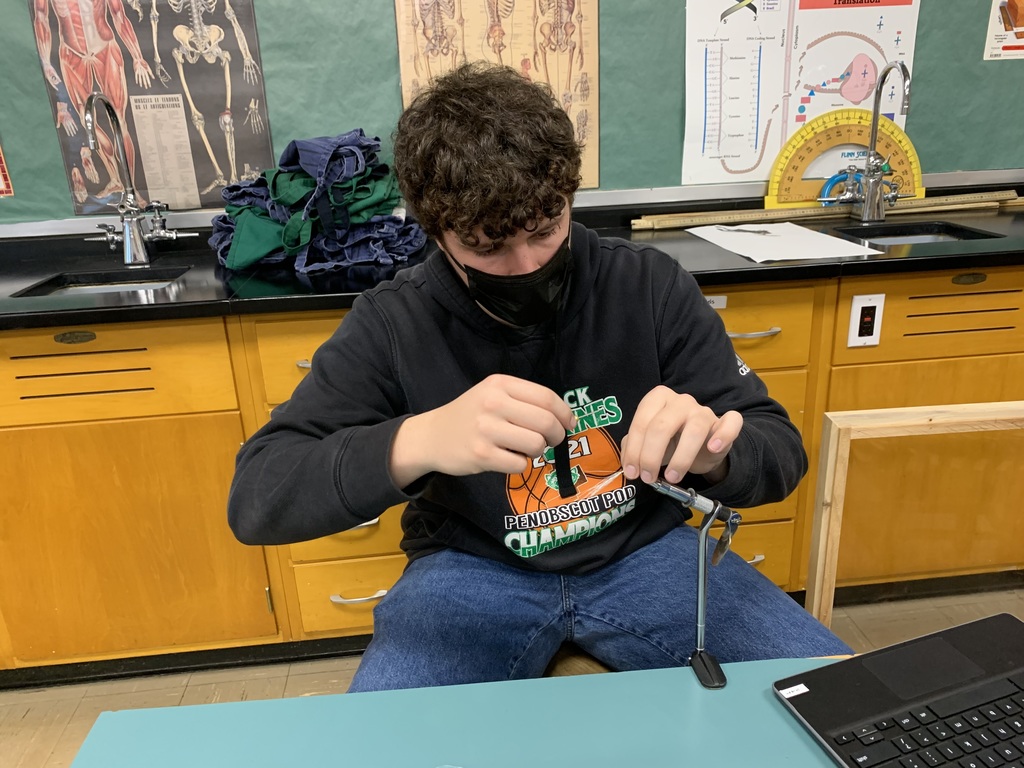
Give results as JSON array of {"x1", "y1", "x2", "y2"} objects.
[
  {"x1": 12, "y1": 266, "x2": 191, "y2": 298},
  {"x1": 832, "y1": 221, "x2": 1004, "y2": 247}
]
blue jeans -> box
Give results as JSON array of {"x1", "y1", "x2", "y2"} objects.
[{"x1": 348, "y1": 524, "x2": 851, "y2": 692}]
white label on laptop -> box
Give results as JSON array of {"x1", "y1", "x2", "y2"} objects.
[{"x1": 779, "y1": 683, "x2": 810, "y2": 698}]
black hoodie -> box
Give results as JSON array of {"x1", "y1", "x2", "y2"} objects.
[{"x1": 227, "y1": 222, "x2": 807, "y2": 575}]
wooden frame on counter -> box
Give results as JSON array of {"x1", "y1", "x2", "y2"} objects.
[{"x1": 805, "y1": 401, "x2": 1024, "y2": 628}]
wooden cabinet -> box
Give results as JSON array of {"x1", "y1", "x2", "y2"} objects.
[
  {"x1": 827, "y1": 266, "x2": 1024, "y2": 586},
  {"x1": 6, "y1": 259, "x2": 1017, "y2": 670},
  {"x1": 232, "y1": 312, "x2": 407, "y2": 641},
  {"x1": 703, "y1": 281, "x2": 838, "y2": 588},
  {"x1": 0, "y1": 319, "x2": 278, "y2": 669}
]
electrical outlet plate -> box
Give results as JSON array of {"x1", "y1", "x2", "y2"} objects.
[{"x1": 848, "y1": 294, "x2": 885, "y2": 347}]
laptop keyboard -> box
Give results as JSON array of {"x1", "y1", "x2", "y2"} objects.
[{"x1": 833, "y1": 676, "x2": 1024, "y2": 768}]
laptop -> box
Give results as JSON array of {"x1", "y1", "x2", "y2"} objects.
[{"x1": 773, "y1": 613, "x2": 1024, "y2": 768}]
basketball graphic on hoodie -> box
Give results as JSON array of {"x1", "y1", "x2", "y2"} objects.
[{"x1": 505, "y1": 427, "x2": 624, "y2": 517}]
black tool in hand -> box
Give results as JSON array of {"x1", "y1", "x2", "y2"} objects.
[{"x1": 650, "y1": 479, "x2": 742, "y2": 690}]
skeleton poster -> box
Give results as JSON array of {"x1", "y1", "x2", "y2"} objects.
[
  {"x1": 394, "y1": 0, "x2": 600, "y2": 189},
  {"x1": 0, "y1": 141, "x2": 12, "y2": 197},
  {"x1": 31, "y1": 0, "x2": 275, "y2": 215}
]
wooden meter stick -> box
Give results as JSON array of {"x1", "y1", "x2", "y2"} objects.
[{"x1": 631, "y1": 190, "x2": 1019, "y2": 231}]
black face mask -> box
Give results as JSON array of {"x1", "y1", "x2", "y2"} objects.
[{"x1": 448, "y1": 234, "x2": 574, "y2": 327}]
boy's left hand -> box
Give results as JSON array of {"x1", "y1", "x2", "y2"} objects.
[{"x1": 620, "y1": 386, "x2": 743, "y2": 485}]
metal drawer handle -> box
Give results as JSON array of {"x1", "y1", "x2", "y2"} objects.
[
  {"x1": 330, "y1": 589, "x2": 388, "y2": 605},
  {"x1": 727, "y1": 326, "x2": 782, "y2": 340},
  {"x1": 352, "y1": 517, "x2": 380, "y2": 530},
  {"x1": 746, "y1": 554, "x2": 766, "y2": 566},
  {"x1": 296, "y1": 359, "x2": 312, "y2": 369}
]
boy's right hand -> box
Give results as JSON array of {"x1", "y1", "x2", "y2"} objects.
[{"x1": 390, "y1": 374, "x2": 576, "y2": 486}]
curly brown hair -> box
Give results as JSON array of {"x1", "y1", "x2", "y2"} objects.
[{"x1": 392, "y1": 62, "x2": 582, "y2": 247}]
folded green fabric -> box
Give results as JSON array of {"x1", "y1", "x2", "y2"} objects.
[
  {"x1": 329, "y1": 171, "x2": 402, "y2": 224},
  {"x1": 265, "y1": 168, "x2": 317, "y2": 208},
  {"x1": 282, "y1": 209, "x2": 314, "y2": 256},
  {"x1": 225, "y1": 205, "x2": 286, "y2": 270}
]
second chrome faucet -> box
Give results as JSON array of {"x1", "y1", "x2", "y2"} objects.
[
  {"x1": 818, "y1": 60, "x2": 913, "y2": 223},
  {"x1": 858, "y1": 60, "x2": 912, "y2": 223}
]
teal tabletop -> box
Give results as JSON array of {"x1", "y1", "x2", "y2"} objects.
[{"x1": 70, "y1": 656, "x2": 837, "y2": 767}]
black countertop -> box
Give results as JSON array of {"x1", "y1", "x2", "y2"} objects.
[{"x1": 2, "y1": 209, "x2": 1023, "y2": 331}]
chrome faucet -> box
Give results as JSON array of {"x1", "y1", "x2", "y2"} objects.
[
  {"x1": 857, "y1": 60, "x2": 912, "y2": 223},
  {"x1": 83, "y1": 93, "x2": 194, "y2": 265},
  {"x1": 83, "y1": 92, "x2": 152, "y2": 266},
  {"x1": 817, "y1": 61, "x2": 912, "y2": 222}
]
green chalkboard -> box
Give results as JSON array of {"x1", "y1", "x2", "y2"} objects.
[{"x1": 0, "y1": 0, "x2": 1020, "y2": 226}]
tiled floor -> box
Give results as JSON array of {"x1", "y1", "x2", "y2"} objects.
[
  {"x1": 831, "y1": 586, "x2": 1024, "y2": 654},
  {"x1": 3, "y1": 587, "x2": 1023, "y2": 767},
  {"x1": 0, "y1": 655, "x2": 361, "y2": 767}
]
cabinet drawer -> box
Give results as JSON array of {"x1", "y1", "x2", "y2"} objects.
[
  {"x1": 688, "y1": 519, "x2": 794, "y2": 586},
  {"x1": 728, "y1": 520, "x2": 794, "y2": 587},
  {"x1": 833, "y1": 267, "x2": 1024, "y2": 365},
  {"x1": 0, "y1": 319, "x2": 237, "y2": 426},
  {"x1": 705, "y1": 285, "x2": 816, "y2": 370},
  {"x1": 829, "y1": 354, "x2": 1024, "y2": 411},
  {"x1": 289, "y1": 505, "x2": 406, "y2": 562},
  {"x1": 759, "y1": 369, "x2": 808, "y2": 434},
  {"x1": 733, "y1": 493, "x2": 797, "y2": 525},
  {"x1": 250, "y1": 314, "x2": 345, "y2": 406},
  {"x1": 293, "y1": 554, "x2": 406, "y2": 635}
]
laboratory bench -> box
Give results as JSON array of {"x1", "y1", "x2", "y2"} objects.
[
  {"x1": 1, "y1": 206, "x2": 1022, "y2": 685},
  {"x1": 2, "y1": 208, "x2": 1024, "y2": 329}
]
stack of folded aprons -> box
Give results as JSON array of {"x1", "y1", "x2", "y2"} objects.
[{"x1": 210, "y1": 129, "x2": 427, "y2": 273}]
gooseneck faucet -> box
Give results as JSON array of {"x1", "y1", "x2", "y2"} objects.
[
  {"x1": 857, "y1": 60, "x2": 912, "y2": 223},
  {"x1": 84, "y1": 92, "x2": 151, "y2": 267}
]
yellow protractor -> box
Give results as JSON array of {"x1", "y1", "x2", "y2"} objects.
[{"x1": 765, "y1": 108, "x2": 925, "y2": 210}]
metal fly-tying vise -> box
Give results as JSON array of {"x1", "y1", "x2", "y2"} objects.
[{"x1": 651, "y1": 479, "x2": 742, "y2": 690}]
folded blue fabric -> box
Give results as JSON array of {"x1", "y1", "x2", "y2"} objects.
[
  {"x1": 277, "y1": 129, "x2": 382, "y2": 222},
  {"x1": 294, "y1": 214, "x2": 427, "y2": 274},
  {"x1": 209, "y1": 213, "x2": 235, "y2": 262}
]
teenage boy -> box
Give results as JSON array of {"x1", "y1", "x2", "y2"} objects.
[{"x1": 228, "y1": 63, "x2": 851, "y2": 692}]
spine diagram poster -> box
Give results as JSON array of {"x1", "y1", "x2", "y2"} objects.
[
  {"x1": 683, "y1": 0, "x2": 921, "y2": 187},
  {"x1": 394, "y1": 0, "x2": 600, "y2": 189},
  {"x1": 31, "y1": 0, "x2": 275, "y2": 215}
]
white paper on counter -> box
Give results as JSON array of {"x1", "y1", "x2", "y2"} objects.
[{"x1": 687, "y1": 222, "x2": 882, "y2": 263}]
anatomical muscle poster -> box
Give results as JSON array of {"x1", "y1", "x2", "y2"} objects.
[{"x1": 31, "y1": 0, "x2": 275, "y2": 214}]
